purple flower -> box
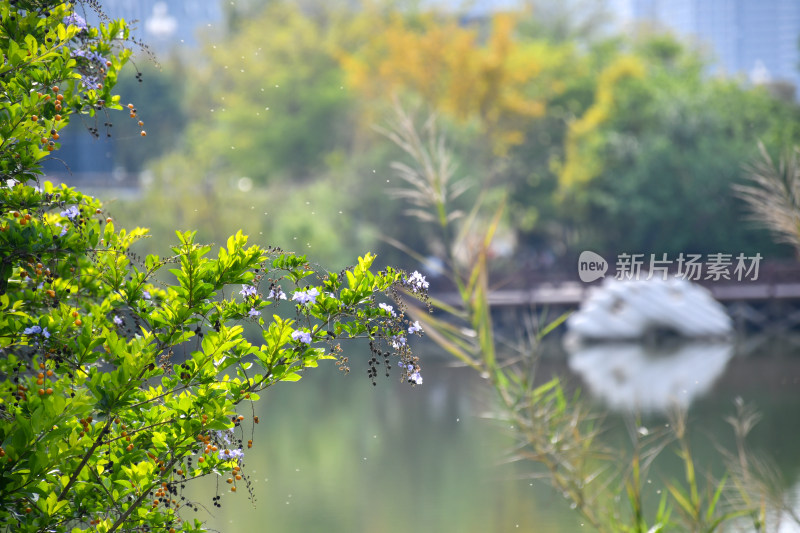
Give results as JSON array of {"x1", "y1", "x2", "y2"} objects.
[
  {"x1": 23, "y1": 325, "x2": 42, "y2": 335},
  {"x1": 391, "y1": 335, "x2": 406, "y2": 349},
  {"x1": 63, "y1": 13, "x2": 87, "y2": 31},
  {"x1": 405, "y1": 271, "x2": 429, "y2": 293},
  {"x1": 240, "y1": 284, "x2": 258, "y2": 298},
  {"x1": 71, "y1": 49, "x2": 106, "y2": 65},
  {"x1": 113, "y1": 315, "x2": 123, "y2": 326},
  {"x1": 408, "y1": 321, "x2": 422, "y2": 334},
  {"x1": 269, "y1": 287, "x2": 287, "y2": 300},
  {"x1": 291, "y1": 330, "x2": 312, "y2": 344},
  {"x1": 218, "y1": 448, "x2": 244, "y2": 460},
  {"x1": 398, "y1": 362, "x2": 423, "y2": 384},
  {"x1": 142, "y1": 290, "x2": 151, "y2": 300},
  {"x1": 379, "y1": 303, "x2": 396, "y2": 317},
  {"x1": 54, "y1": 223, "x2": 68, "y2": 237},
  {"x1": 79, "y1": 75, "x2": 99, "y2": 89},
  {"x1": 214, "y1": 429, "x2": 233, "y2": 445},
  {"x1": 292, "y1": 287, "x2": 319, "y2": 305},
  {"x1": 61, "y1": 206, "x2": 79, "y2": 220},
  {"x1": 248, "y1": 308, "x2": 261, "y2": 318}
]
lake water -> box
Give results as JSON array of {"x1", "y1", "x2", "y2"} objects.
[{"x1": 190, "y1": 334, "x2": 800, "y2": 532}]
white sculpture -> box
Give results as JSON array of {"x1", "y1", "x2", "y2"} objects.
[{"x1": 566, "y1": 277, "x2": 733, "y2": 340}]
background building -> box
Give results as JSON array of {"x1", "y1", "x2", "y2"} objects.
[{"x1": 609, "y1": 0, "x2": 800, "y2": 99}]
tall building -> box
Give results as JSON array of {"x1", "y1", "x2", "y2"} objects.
[{"x1": 610, "y1": 0, "x2": 800, "y2": 98}]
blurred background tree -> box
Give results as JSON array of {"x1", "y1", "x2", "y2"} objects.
[{"x1": 87, "y1": 0, "x2": 800, "y2": 272}]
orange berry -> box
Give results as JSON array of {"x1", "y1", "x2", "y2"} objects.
[
  {"x1": 46, "y1": 290, "x2": 55, "y2": 297},
  {"x1": 235, "y1": 474, "x2": 242, "y2": 480},
  {"x1": 231, "y1": 486, "x2": 236, "y2": 492},
  {"x1": 71, "y1": 311, "x2": 78, "y2": 318},
  {"x1": 254, "y1": 416, "x2": 259, "y2": 424},
  {"x1": 46, "y1": 370, "x2": 53, "y2": 377},
  {"x1": 140, "y1": 130, "x2": 146, "y2": 137},
  {"x1": 226, "y1": 478, "x2": 232, "y2": 484},
  {"x1": 53, "y1": 133, "x2": 60, "y2": 140},
  {"x1": 106, "y1": 217, "x2": 112, "y2": 223},
  {"x1": 198, "y1": 457, "x2": 204, "y2": 463},
  {"x1": 126, "y1": 444, "x2": 133, "y2": 451},
  {"x1": 38, "y1": 389, "x2": 44, "y2": 395},
  {"x1": 37, "y1": 373, "x2": 44, "y2": 379},
  {"x1": 25, "y1": 507, "x2": 32, "y2": 513},
  {"x1": 36, "y1": 378, "x2": 44, "y2": 385},
  {"x1": 52, "y1": 86, "x2": 59, "y2": 92},
  {"x1": 74, "y1": 319, "x2": 82, "y2": 326},
  {"x1": 12, "y1": 211, "x2": 19, "y2": 218},
  {"x1": 54, "y1": 104, "x2": 61, "y2": 112},
  {"x1": 56, "y1": 94, "x2": 63, "y2": 101},
  {"x1": 127, "y1": 103, "x2": 134, "y2": 109},
  {"x1": 31, "y1": 115, "x2": 38, "y2": 121},
  {"x1": 54, "y1": 114, "x2": 62, "y2": 121},
  {"x1": 138, "y1": 120, "x2": 144, "y2": 126},
  {"x1": 46, "y1": 388, "x2": 53, "y2": 395}
]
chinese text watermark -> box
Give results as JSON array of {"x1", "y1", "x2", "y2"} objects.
[{"x1": 578, "y1": 251, "x2": 762, "y2": 282}]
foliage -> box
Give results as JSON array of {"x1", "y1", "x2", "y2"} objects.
[
  {"x1": 543, "y1": 35, "x2": 800, "y2": 257},
  {"x1": 383, "y1": 107, "x2": 800, "y2": 532},
  {"x1": 735, "y1": 143, "x2": 800, "y2": 255},
  {"x1": 0, "y1": 3, "x2": 425, "y2": 532},
  {"x1": 339, "y1": 9, "x2": 571, "y2": 156}
]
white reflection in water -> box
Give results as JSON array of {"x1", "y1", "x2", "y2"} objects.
[{"x1": 566, "y1": 341, "x2": 734, "y2": 413}]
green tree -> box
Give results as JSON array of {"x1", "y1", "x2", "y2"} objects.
[
  {"x1": 507, "y1": 34, "x2": 800, "y2": 260},
  {"x1": 0, "y1": 3, "x2": 425, "y2": 533}
]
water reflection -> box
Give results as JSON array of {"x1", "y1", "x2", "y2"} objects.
[{"x1": 566, "y1": 340, "x2": 734, "y2": 413}]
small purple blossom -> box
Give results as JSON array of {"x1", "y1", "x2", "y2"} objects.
[
  {"x1": 292, "y1": 287, "x2": 319, "y2": 305},
  {"x1": 391, "y1": 335, "x2": 406, "y2": 349},
  {"x1": 61, "y1": 206, "x2": 79, "y2": 220},
  {"x1": 214, "y1": 429, "x2": 233, "y2": 445},
  {"x1": 54, "y1": 223, "x2": 68, "y2": 237},
  {"x1": 71, "y1": 49, "x2": 106, "y2": 65},
  {"x1": 408, "y1": 321, "x2": 422, "y2": 334},
  {"x1": 79, "y1": 75, "x2": 99, "y2": 89},
  {"x1": 379, "y1": 303, "x2": 396, "y2": 317},
  {"x1": 405, "y1": 271, "x2": 429, "y2": 293},
  {"x1": 218, "y1": 448, "x2": 244, "y2": 460},
  {"x1": 398, "y1": 362, "x2": 422, "y2": 384},
  {"x1": 248, "y1": 308, "x2": 261, "y2": 318},
  {"x1": 63, "y1": 13, "x2": 87, "y2": 31},
  {"x1": 240, "y1": 284, "x2": 258, "y2": 298},
  {"x1": 291, "y1": 330, "x2": 312, "y2": 344},
  {"x1": 113, "y1": 315, "x2": 123, "y2": 326},
  {"x1": 23, "y1": 325, "x2": 49, "y2": 339},
  {"x1": 269, "y1": 287, "x2": 287, "y2": 300},
  {"x1": 142, "y1": 290, "x2": 151, "y2": 300}
]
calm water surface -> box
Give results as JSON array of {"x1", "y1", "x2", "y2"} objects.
[{"x1": 192, "y1": 334, "x2": 800, "y2": 533}]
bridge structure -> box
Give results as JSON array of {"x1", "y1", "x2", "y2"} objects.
[{"x1": 431, "y1": 261, "x2": 800, "y2": 333}]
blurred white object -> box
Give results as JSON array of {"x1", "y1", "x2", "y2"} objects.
[
  {"x1": 567, "y1": 341, "x2": 733, "y2": 413},
  {"x1": 566, "y1": 277, "x2": 732, "y2": 340}
]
